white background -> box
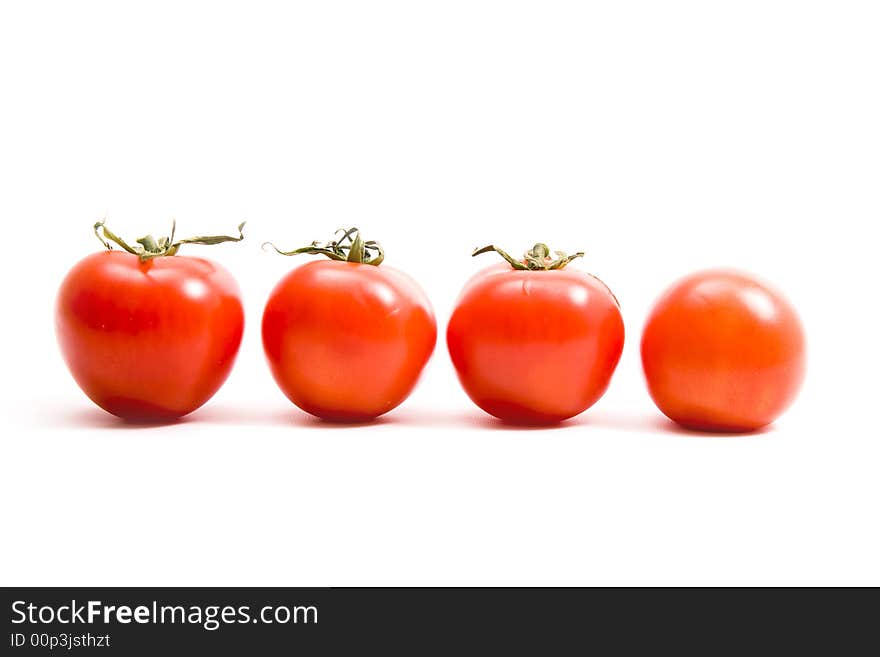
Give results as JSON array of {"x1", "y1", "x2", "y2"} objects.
[{"x1": 1, "y1": 1, "x2": 878, "y2": 586}]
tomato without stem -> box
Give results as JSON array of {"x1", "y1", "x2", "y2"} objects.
[
  {"x1": 55, "y1": 221, "x2": 245, "y2": 421},
  {"x1": 447, "y1": 244, "x2": 625, "y2": 424},
  {"x1": 640, "y1": 269, "x2": 805, "y2": 432},
  {"x1": 261, "y1": 229, "x2": 436, "y2": 421}
]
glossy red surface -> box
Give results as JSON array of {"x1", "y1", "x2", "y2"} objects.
[
  {"x1": 447, "y1": 264, "x2": 625, "y2": 424},
  {"x1": 641, "y1": 269, "x2": 806, "y2": 432},
  {"x1": 56, "y1": 251, "x2": 244, "y2": 420},
  {"x1": 262, "y1": 260, "x2": 437, "y2": 421}
]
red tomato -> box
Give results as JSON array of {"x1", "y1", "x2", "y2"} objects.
[
  {"x1": 56, "y1": 251, "x2": 244, "y2": 421},
  {"x1": 262, "y1": 232, "x2": 436, "y2": 421},
  {"x1": 640, "y1": 269, "x2": 806, "y2": 432},
  {"x1": 447, "y1": 245, "x2": 625, "y2": 424}
]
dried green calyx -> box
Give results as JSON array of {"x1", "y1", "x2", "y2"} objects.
[
  {"x1": 472, "y1": 243, "x2": 584, "y2": 270},
  {"x1": 263, "y1": 227, "x2": 384, "y2": 266},
  {"x1": 94, "y1": 219, "x2": 245, "y2": 261}
]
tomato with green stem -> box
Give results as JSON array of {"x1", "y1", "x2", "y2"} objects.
[
  {"x1": 262, "y1": 228, "x2": 437, "y2": 422},
  {"x1": 447, "y1": 243, "x2": 625, "y2": 425},
  {"x1": 56, "y1": 220, "x2": 246, "y2": 421}
]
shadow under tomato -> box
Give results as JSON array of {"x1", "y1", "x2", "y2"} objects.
[
  {"x1": 475, "y1": 415, "x2": 576, "y2": 431},
  {"x1": 36, "y1": 406, "x2": 189, "y2": 430},
  {"x1": 193, "y1": 404, "x2": 396, "y2": 429},
  {"x1": 372, "y1": 408, "x2": 578, "y2": 431},
  {"x1": 651, "y1": 416, "x2": 776, "y2": 438},
  {"x1": 293, "y1": 414, "x2": 395, "y2": 429}
]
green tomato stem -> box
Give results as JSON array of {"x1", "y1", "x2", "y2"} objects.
[
  {"x1": 472, "y1": 243, "x2": 584, "y2": 270},
  {"x1": 94, "y1": 219, "x2": 245, "y2": 261},
  {"x1": 263, "y1": 227, "x2": 385, "y2": 266}
]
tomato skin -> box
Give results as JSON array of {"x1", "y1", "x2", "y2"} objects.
[
  {"x1": 446, "y1": 264, "x2": 625, "y2": 424},
  {"x1": 261, "y1": 260, "x2": 437, "y2": 421},
  {"x1": 56, "y1": 251, "x2": 244, "y2": 421},
  {"x1": 640, "y1": 269, "x2": 806, "y2": 432}
]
